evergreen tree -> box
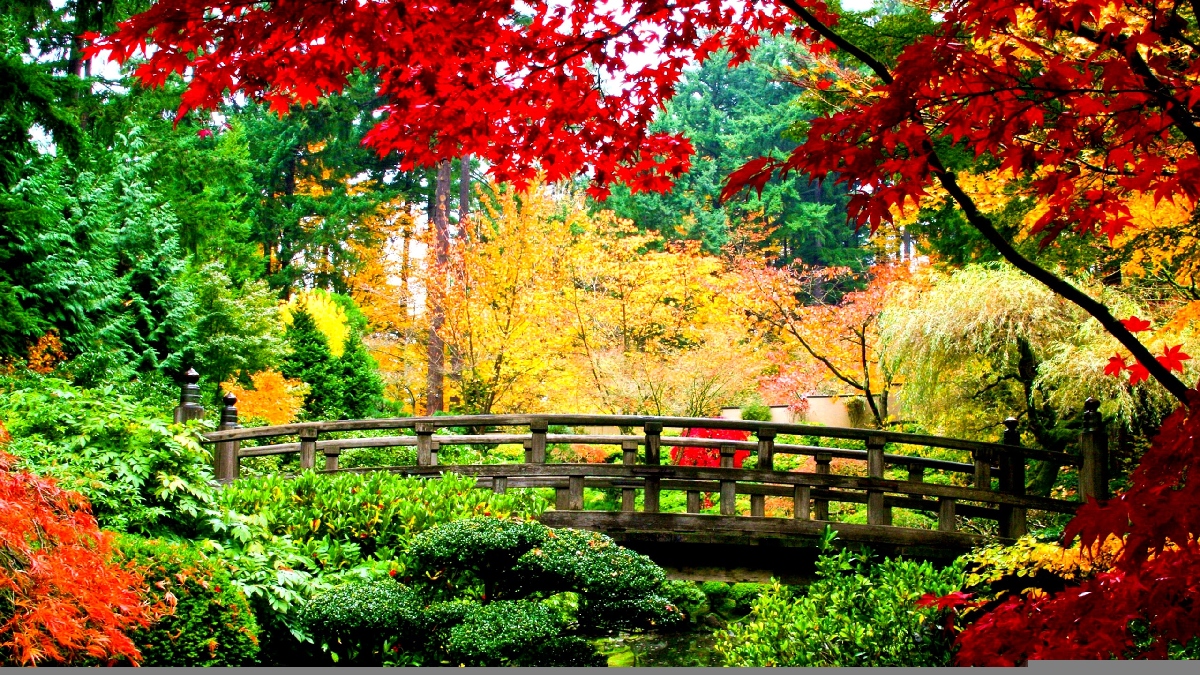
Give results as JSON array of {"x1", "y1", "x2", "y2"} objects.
[{"x1": 281, "y1": 307, "x2": 341, "y2": 419}]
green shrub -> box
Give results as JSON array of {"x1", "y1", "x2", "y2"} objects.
[
  {"x1": 0, "y1": 376, "x2": 214, "y2": 535},
  {"x1": 210, "y1": 471, "x2": 548, "y2": 564},
  {"x1": 741, "y1": 402, "x2": 772, "y2": 422},
  {"x1": 662, "y1": 579, "x2": 708, "y2": 620},
  {"x1": 116, "y1": 536, "x2": 260, "y2": 666},
  {"x1": 443, "y1": 600, "x2": 603, "y2": 667},
  {"x1": 301, "y1": 579, "x2": 424, "y2": 665},
  {"x1": 715, "y1": 540, "x2": 966, "y2": 667},
  {"x1": 409, "y1": 517, "x2": 548, "y2": 600}
]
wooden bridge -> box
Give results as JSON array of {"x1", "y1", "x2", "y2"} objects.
[{"x1": 181, "y1": 373, "x2": 1107, "y2": 582}]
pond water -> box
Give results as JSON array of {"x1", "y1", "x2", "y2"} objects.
[{"x1": 592, "y1": 629, "x2": 723, "y2": 667}]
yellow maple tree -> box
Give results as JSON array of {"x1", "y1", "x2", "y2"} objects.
[{"x1": 222, "y1": 370, "x2": 310, "y2": 425}]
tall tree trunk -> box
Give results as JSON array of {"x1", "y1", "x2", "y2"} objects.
[
  {"x1": 425, "y1": 160, "x2": 452, "y2": 414},
  {"x1": 459, "y1": 153, "x2": 471, "y2": 236}
]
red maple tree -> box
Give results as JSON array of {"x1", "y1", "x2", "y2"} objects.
[
  {"x1": 0, "y1": 445, "x2": 154, "y2": 665},
  {"x1": 671, "y1": 426, "x2": 752, "y2": 468}
]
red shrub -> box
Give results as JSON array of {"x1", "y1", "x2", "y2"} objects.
[
  {"x1": 0, "y1": 442, "x2": 154, "y2": 665},
  {"x1": 670, "y1": 426, "x2": 752, "y2": 467}
]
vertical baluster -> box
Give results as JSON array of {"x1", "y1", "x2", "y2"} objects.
[
  {"x1": 973, "y1": 447, "x2": 992, "y2": 490},
  {"x1": 174, "y1": 368, "x2": 205, "y2": 423},
  {"x1": 523, "y1": 439, "x2": 533, "y2": 464},
  {"x1": 938, "y1": 497, "x2": 957, "y2": 532},
  {"x1": 530, "y1": 418, "x2": 548, "y2": 464},
  {"x1": 416, "y1": 422, "x2": 435, "y2": 466},
  {"x1": 866, "y1": 435, "x2": 887, "y2": 526},
  {"x1": 430, "y1": 439, "x2": 439, "y2": 466},
  {"x1": 793, "y1": 485, "x2": 811, "y2": 520},
  {"x1": 493, "y1": 476, "x2": 508, "y2": 494},
  {"x1": 568, "y1": 475, "x2": 584, "y2": 510},
  {"x1": 814, "y1": 452, "x2": 832, "y2": 520},
  {"x1": 720, "y1": 443, "x2": 737, "y2": 516},
  {"x1": 687, "y1": 490, "x2": 701, "y2": 513},
  {"x1": 1079, "y1": 398, "x2": 1109, "y2": 503},
  {"x1": 215, "y1": 392, "x2": 240, "y2": 483},
  {"x1": 323, "y1": 448, "x2": 340, "y2": 472},
  {"x1": 621, "y1": 440, "x2": 637, "y2": 512},
  {"x1": 555, "y1": 485, "x2": 569, "y2": 510},
  {"x1": 643, "y1": 422, "x2": 662, "y2": 513},
  {"x1": 299, "y1": 429, "x2": 318, "y2": 470},
  {"x1": 1000, "y1": 417, "x2": 1027, "y2": 538},
  {"x1": 751, "y1": 428, "x2": 776, "y2": 518}
]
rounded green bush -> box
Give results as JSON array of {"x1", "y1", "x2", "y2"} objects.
[
  {"x1": 116, "y1": 536, "x2": 260, "y2": 666},
  {"x1": 443, "y1": 600, "x2": 603, "y2": 666},
  {"x1": 301, "y1": 579, "x2": 424, "y2": 665}
]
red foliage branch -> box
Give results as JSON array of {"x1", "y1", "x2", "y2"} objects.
[
  {"x1": 87, "y1": 0, "x2": 808, "y2": 198},
  {"x1": 670, "y1": 425, "x2": 752, "y2": 467},
  {"x1": 953, "y1": 391, "x2": 1200, "y2": 663},
  {"x1": 0, "y1": 444, "x2": 153, "y2": 665}
]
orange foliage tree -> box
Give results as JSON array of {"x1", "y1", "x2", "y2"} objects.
[
  {"x1": 737, "y1": 262, "x2": 917, "y2": 427},
  {"x1": 0, "y1": 445, "x2": 154, "y2": 665},
  {"x1": 221, "y1": 370, "x2": 309, "y2": 426}
]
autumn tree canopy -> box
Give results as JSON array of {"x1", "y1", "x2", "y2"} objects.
[{"x1": 91, "y1": 0, "x2": 1200, "y2": 404}]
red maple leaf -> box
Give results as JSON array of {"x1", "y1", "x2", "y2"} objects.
[
  {"x1": 1157, "y1": 345, "x2": 1191, "y2": 373},
  {"x1": 1104, "y1": 354, "x2": 1126, "y2": 377},
  {"x1": 196, "y1": 128, "x2": 213, "y2": 139},
  {"x1": 1121, "y1": 316, "x2": 1152, "y2": 332},
  {"x1": 1128, "y1": 362, "x2": 1150, "y2": 386}
]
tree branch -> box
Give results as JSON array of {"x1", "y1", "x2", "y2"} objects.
[{"x1": 783, "y1": 3, "x2": 1195, "y2": 407}]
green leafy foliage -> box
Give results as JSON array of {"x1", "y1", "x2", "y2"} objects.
[
  {"x1": 114, "y1": 536, "x2": 260, "y2": 666},
  {"x1": 409, "y1": 517, "x2": 548, "y2": 599},
  {"x1": 443, "y1": 600, "x2": 604, "y2": 667},
  {"x1": 0, "y1": 375, "x2": 213, "y2": 535},
  {"x1": 300, "y1": 579, "x2": 424, "y2": 665},
  {"x1": 716, "y1": 540, "x2": 966, "y2": 666}
]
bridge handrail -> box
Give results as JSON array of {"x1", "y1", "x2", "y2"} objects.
[
  {"x1": 234, "y1": 433, "x2": 982, "y2": 473},
  {"x1": 199, "y1": 413, "x2": 1079, "y2": 465},
  {"x1": 185, "y1": 378, "x2": 1110, "y2": 543}
]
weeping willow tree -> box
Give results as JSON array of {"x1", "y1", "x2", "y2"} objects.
[{"x1": 880, "y1": 264, "x2": 1183, "y2": 496}]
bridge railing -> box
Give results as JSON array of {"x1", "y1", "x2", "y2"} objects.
[{"x1": 182, "y1": 371, "x2": 1105, "y2": 541}]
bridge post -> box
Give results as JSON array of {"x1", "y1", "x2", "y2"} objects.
[
  {"x1": 999, "y1": 417, "x2": 1027, "y2": 538},
  {"x1": 430, "y1": 439, "x2": 439, "y2": 466},
  {"x1": 813, "y1": 452, "x2": 831, "y2": 520},
  {"x1": 492, "y1": 476, "x2": 508, "y2": 494},
  {"x1": 323, "y1": 447, "x2": 341, "y2": 472},
  {"x1": 719, "y1": 443, "x2": 737, "y2": 516},
  {"x1": 621, "y1": 440, "x2": 638, "y2": 512},
  {"x1": 751, "y1": 428, "x2": 776, "y2": 518},
  {"x1": 938, "y1": 497, "x2": 956, "y2": 532},
  {"x1": 214, "y1": 392, "x2": 240, "y2": 483},
  {"x1": 866, "y1": 435, "x2": 888, "y2": 526},
  {"x1": 174, "y1": 368, "x2": 205, "y2": 424},
  {"x1": 973, "y1": 447, "x2": 992, "y2": 490},
  {"x1": 416, "y1": 422, "x2": 435, "y2": 465},
  {"x1": 299, "y1": 429, "x2": 318, "y2": 470},
  {"x1": 687, "y1": 490, "x2": 701, "y2": 513},
  {"x1": 529, "y1": 418, "x2": 548, "y2": 464},
  {"x1": 1079, "y1": 398, "x2": 1109, "y2": 503},
  {"x1": 643, "y1": 422, "x2": 662, "y2": 513},
  {"x1": 793, "y1": 485, "x2": 811, "y2": 520}
]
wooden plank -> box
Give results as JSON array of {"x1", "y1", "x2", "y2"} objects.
[
  {"x1": 529, "y1": 418, "x2": 547, "y2": 464},
  {"x1": 687, "y1": 490, "x2": 701, "y2": 514},
  {"x1": 492, "y1": 476, "x2": 507, "y2": 494}
]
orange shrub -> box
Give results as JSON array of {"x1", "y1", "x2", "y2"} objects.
[{"x1": 222, "y1": 370, "x2": 309, "y2": 425}]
